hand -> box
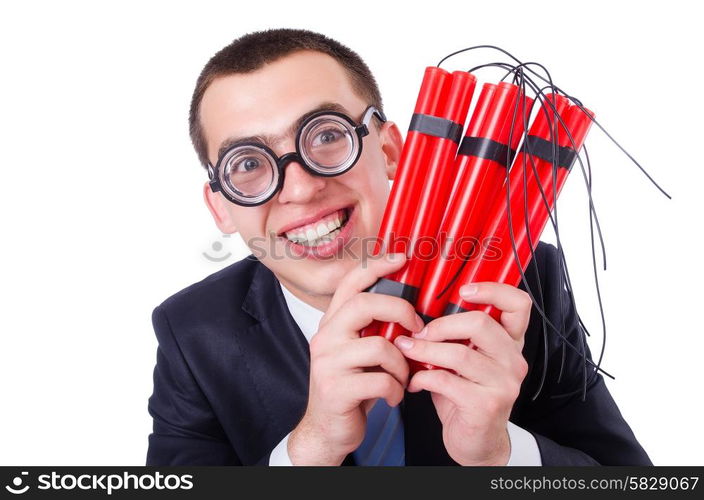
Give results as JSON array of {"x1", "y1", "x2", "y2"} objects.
[
  {"x1": 287, "y1": 253, "x2": 423, "y2": 465},
  {"x1": 393, "y1": 282, "x2": 532, "y2": 466}
]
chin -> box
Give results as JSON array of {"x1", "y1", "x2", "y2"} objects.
[{"x1": 276, "y1": 256, "x2": 357, "y2": 298}]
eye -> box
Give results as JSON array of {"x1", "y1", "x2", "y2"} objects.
[
  {"x1": 312, "y1": 128, "x2": 344, "y2": 147},
  {"x1": 235, "y1": 157, "x2": 261, "y2": 172}
]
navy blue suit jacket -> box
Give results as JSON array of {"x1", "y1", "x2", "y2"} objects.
[{"x1": 146, "y1": 242, "x2": 652, "y2": 466}]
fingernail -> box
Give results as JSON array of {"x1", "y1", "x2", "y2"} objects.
[
  {"x1": 395, "y1": 336, "x2": 414, "y2": 350},
  {"x1": 415, "y1": 315, "x2": 425, "y2": 332},
  {"x1": 413, "y1": 326, "x2": 427, "y2": 339},
  {"x1": 387, "y1": 252, "x2": 405, "y2": 262},
  {"x1": 460, "y1": 284, "x2": 478, "y2": 297}
]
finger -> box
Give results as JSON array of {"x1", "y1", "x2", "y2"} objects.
[
  {"x1": 363, "y1": 398, "x2": 377, "y2": 415},
  {"x1": 458, "y1": 282, "x2": 532, "y2": 342},
  {"x1": 336, "y1": 336, "x2": 410, "y2": 387},
  {"x1": 406, "y1": 369, "x2": 476, "y2": 409},
  {"x1": 324, "y1": 253, "x2": 408, "y2": 321},
  {"x1": 394, "y1": 335, "x2": 503, "y2": 384},
  {"x1": 408, "y1": 370, "x2": 512, "y2": 419},
  {"x1": 413, "y1": 312, "x2": 514, "y2": 361},
  {"x1": 324, "y1": 292, "x2": 424, "y2": 341},
  {"x1": 346, "y1": 372, "x2": 405, "y2": 408}
]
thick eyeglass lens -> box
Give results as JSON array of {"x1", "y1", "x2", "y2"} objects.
[
  {"x1": 222, "y1": 148, "x2": 277, "y2": 200},
  {"x1": 300, "y1": 116, "x2": 357, "y2": 172}
]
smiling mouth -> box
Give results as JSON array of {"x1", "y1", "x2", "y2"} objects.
[{"x1": 280, "y1": 207, "x2": 351, "y2": 247}]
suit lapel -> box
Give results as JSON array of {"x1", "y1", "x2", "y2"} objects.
[{"x1": 237, "y1": 262, "x2": 312, "y2": 461}]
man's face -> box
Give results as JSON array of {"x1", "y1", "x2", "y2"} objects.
[{"x1": 200, "y1": 50, "x2": 402, "y2": 308}]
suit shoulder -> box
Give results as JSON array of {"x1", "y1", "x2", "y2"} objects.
[
  {"x1": 533, "y1": 241, "x2": 559, "y2": 270},
  {"x1": 154, "y1": 256, "x2": 263, "y2": 329},
  {"x1": 516, "y1": 241, "x2": 560, "y2": 294}
]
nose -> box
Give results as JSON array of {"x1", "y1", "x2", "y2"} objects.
[{"x1": 277, "y1": 159, "x2": 327, "y2": 204}]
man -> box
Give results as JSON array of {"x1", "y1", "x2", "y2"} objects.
[{"x1": 146, "y1": 28, "x2": 651, "y2": 466}]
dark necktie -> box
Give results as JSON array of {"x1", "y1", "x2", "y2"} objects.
[{"x1": 352, "y1": 398, "x2": 405, "y2": 466}]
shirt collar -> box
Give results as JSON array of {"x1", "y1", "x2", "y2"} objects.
[{"x1": 279, "y1": 283, "x2": 324, "y2": 343}]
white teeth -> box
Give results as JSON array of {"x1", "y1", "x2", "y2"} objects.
[
  {"x1": 285, "y1": 230, "x2": 303, "y2": 242},
  {"x1": 299, "y1": 228, "x2": 342, "y2": 246},
  {"x1": 283, "y1": 208, "x2": 350, "y2": 246},
  {"x1": 316, "y1": 223, "x2": 329, "y2": 238}
]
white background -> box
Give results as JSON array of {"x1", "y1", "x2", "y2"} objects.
[{"x1": 1, "y1": 0, "x2": 701, "y2": 465}]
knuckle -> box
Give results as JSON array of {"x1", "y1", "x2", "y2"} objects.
[
  {"x1": 367, "y1": 257, "x2": 391, "y2": 279},
  {"x1": 469, "y1": 310, "x2": 491, "y2": 330},
  {"x1": 401, "y1": 300, "x2": 417, "y2": 318},
  {"x1": 389, "y1": 342, "x2": 409, "y2": 372},
  {"x1": 484, "y1": 395, "x2": 502, "y2": 415},
  {"x1": 393, "y1": 384, "x2": 405, "y2": 405},
  {"x1": 380, "y1": 374, "x2": 396, "y2": 393},
  {"x1": 518, "y1": 290, "x2": 533, "y2": 310},
  {"x1": 459, "y1": 345, "x2": 474, "y2": 366},
  {"x1": 309, "y1": 355, "x2": 330, "y2": 378},
  {"x1": 350, "y1": 293, "x2": 367, "y2": 309},
  {"x1": 309, "y1": 333, "x2": 325, "y2": 356},
  {"x1": 509, "y1": 383, "x2": 521, "y2": 401},
  {"x1": 515, "y1": 357, "x2": 529, "y2": 379},
  {"x1": 503, "y1": 381, "x2": 521, "y2": 402},
  {"x1": 398, "y1": 362, "x2": 410, "y2": 383},
  {"x1": 317, "y1": 378, "x2": 335, "y2": 399},
  {"x1": 351, "y1": 293, "x2": 374, "y2": 314},
  {"x1": 380, "y1": 295, "x2": 413, "y2": 319},
  {"x1": 435, "y1": 369, "x2": 453, "y2": 386},
  {"x1": 339, "y1": 267, "x2": 360, "y2": 290},
  {"x1": 367, "y1": 335, "x2": 389, "y2": 355},
  {"x1": 423, "y1": 322, "x2": 435, "y2": 338},
  {"x1": 385, "y1": 387, "x2": 403, "y2": 406}
]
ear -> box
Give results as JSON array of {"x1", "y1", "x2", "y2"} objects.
[
  {"x1": 203, "y1": 182, "x2": 239, "y2": 234},
  {"x1": 378, "y1": 121, "x2": 404, "y2": 181}
]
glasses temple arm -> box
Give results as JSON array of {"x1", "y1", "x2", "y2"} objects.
[{"x1": 358, "y1": 106, "x2": 388, "y2": 137}]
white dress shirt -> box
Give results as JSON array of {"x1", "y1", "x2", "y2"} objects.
[{"x1": 269, "y1": 283, "x2": 542, "y2": 466}]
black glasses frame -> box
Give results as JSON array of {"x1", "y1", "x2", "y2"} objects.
[{"x1": 207, "y1": 106, "x2": 386, "y2": 207}]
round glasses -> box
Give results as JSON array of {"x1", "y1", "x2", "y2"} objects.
[{"x1": 207, "y1": 106, "x2": 387, "y2": 206}]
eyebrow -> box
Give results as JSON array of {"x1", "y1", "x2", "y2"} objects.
[{"x1": 216, "y1": 102, "x2": 351, "y2": 161}]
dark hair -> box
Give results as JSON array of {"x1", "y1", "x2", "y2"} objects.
[{"x1": 189, "y1": 28, "x2": 383, "y2": 168}]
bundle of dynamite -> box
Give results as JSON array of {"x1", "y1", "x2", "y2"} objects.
[{"x1": 361, "y1": 46, "x2": 669, "y2": 396}]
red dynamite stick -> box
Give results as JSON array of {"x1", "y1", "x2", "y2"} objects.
[
  {"x1": 444, "y1": 98, "x2": 594, "y2": 325},
  {"x1": 416, "y1": 84, "x2": 534, "y2": 324},
  {"x1": 372, "y1": 67, "x2": 451, "y2": 255},
  {"x1": 362, "y1": 70, "x2": 476, "y2": 340},
  {"x1": 448, "y1": 82, "x2": 497, "y2": 197},
  {"x1": 361, "y1": 67, "x2": 450, "y2": 338}
]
